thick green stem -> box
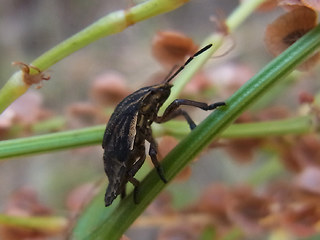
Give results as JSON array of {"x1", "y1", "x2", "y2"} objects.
[{"x1": 80, "y1": 24, "x2": 320, "y2": 240}]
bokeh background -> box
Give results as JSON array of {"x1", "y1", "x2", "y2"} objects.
[{"x1": 1, "y1": 1, "x2": 318, "y2": 239}]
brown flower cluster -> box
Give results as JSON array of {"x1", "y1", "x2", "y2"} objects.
[
  {"x1": 0, "y1": 187, "x2": 66, "y2": 240},
  {"x1": 136, "y1": 177, "x2": 320, "y2": 239}
]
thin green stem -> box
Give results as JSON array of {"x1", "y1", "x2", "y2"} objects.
[
  {"x1": 0, "y1": 125, "x2": 102, "y2": 159},
  {"x1": 153, "y1": 115, "x2": 313, "y2": 139},
  {"x1": 226, "y1": 0, "x2": 266, "y2": 32},
  {"x1": 0, "y1": 116, "x2": 312, "y2": 160},
  {"x1": 0, "y1": 214, "x2": 67, "y2": 233},
  {"x1": 0, "y1": 0, "x2": 189, "y2": 113}
]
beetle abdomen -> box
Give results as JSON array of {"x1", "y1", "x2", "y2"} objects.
[{"x1": 104, "y1": 155, "x2": 127, "y2": 206}]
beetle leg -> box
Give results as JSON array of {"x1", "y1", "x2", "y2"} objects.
[
  {"x1": 126, "y1": 152, "x2": 145, "y2": 204},
  {"x1": 156, "y1": 108, "x2": 197, "y2": 130},
  {"x1": 156, "y1": 99, "x2": 225, "y2": 129},
  {"x1": 147, "y1": 133, "x2": 168, "y2": 183},
  {"x1": 121, "y1": 188, "x2": 126, "y2": 199},
  {"x1": 128, "y1": 153, "x2": 146, "y2": 178},
  {"x1": 128, "y1": 177, "x2": 140, "y2": 204},
  {"x1": 162, "y1": 99, "x2": 226, "y2": 119}
]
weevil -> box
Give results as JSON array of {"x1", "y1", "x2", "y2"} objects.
[{"x1": 103, "y1": 44, "x2": 226, "y2": 206}]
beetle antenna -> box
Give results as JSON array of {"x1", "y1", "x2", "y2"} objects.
[
  {"x1": 165, "y1": 44, "x2": 213, "y2": 83},
  {"x1": 163, "y1": 64, "x2": 178, "y2": 83}
]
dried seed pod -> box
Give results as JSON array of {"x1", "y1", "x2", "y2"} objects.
[
  {"x1": 152, "y1": 31, "x2": 198, "y2": 68},
  {"x1": 265, "y1": 7, "x2": 319, "y2": 71},
  {"x1": 299, "y1": 91, "x2": 314, "y2": 104}
]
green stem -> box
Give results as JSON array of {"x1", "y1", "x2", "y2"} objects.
[
  {"x1": 0, "y1": 0, "x2": 189, "y2": 113},
  {"x1": 0, "y1": 116, "x2": 312, "y2": 160},
  {"x1": 226, "y1": 0, "x2": 265, "y2": 32},
  {"x1": 0, "y1": 125, "x2": 102, "y2": 159},
  {"x1": 153, "y1": 115, "x2": 313, "y2": 139},
  {"x1": 0, "y1": 214, "x2": 67, "y2": 233}
]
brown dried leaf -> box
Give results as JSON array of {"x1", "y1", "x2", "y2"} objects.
[
  {"x1": 12, "y1": 62, "x2": 50, "y2": 88},
  {"x1": 265, "y1": 7, "x2": 319, "y2": 71}
]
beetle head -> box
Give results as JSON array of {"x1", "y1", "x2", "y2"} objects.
[{"x1": 149, "y1": 82, "x2": 172, "y2": 104}]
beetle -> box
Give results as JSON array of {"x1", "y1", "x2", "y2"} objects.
[{"x1": 103, "y1": 44, "x2": 226, "y2": 206}]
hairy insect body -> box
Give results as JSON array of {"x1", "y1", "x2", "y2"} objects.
[
  {"x1": 103, "y1": 44, "x2": 226, "y2": 207},
  {"x1": 103, "y1": 83, "x2": 172, "y2": 206}
]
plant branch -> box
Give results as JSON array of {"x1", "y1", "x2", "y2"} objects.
[
  {"x1": 0, "y1": 0, "x2": 189, "y2": 113},
  {"x1": 0, "y1": 115, "x2": 312, "y2": 160},
  {"x1": 0, "y1": 214, "x2": 67, "y2": 233}
]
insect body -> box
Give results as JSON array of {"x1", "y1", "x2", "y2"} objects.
[{"x1": 103, "y1": 44, "x2": 226, "y2": 206}]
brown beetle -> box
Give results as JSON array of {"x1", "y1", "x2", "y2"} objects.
[{"x1": 103, "y1": 44, "x2": 225, "y2": 206}]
